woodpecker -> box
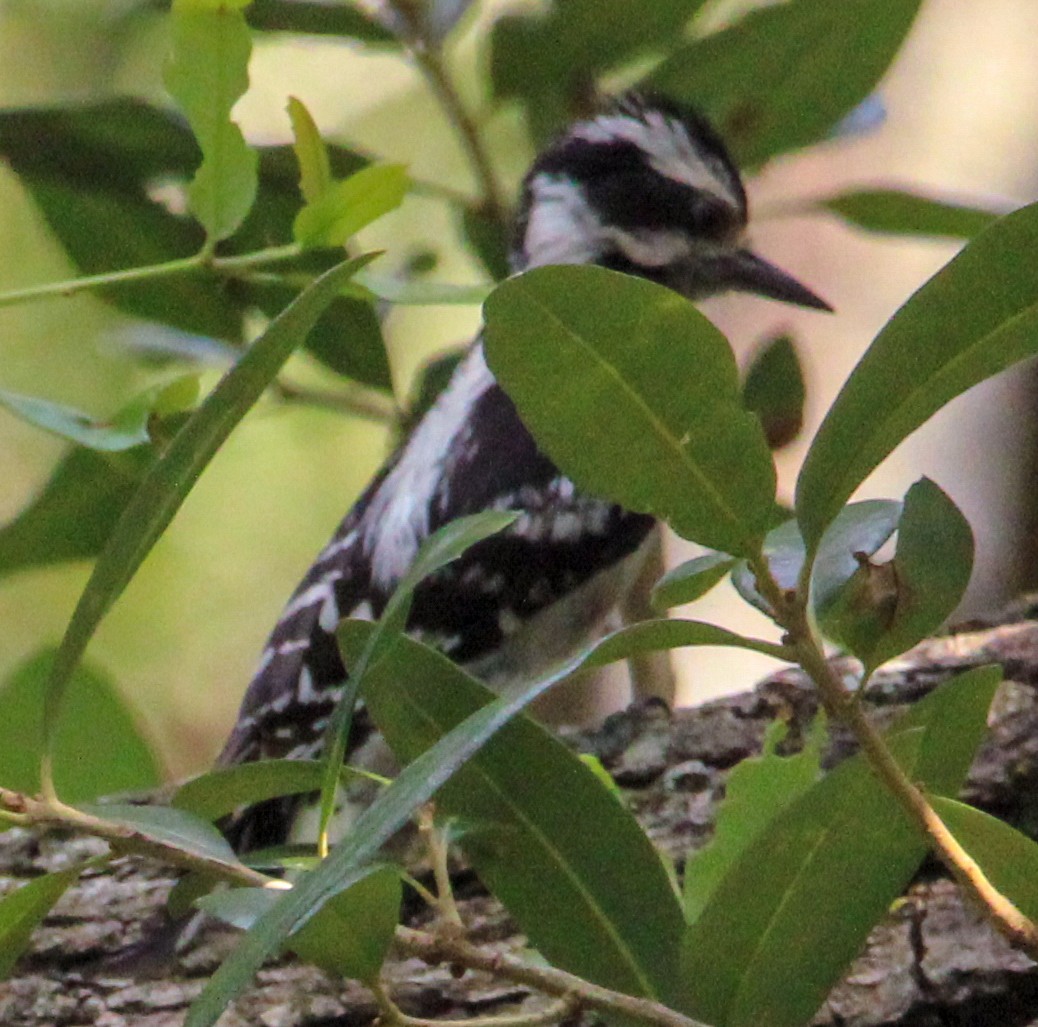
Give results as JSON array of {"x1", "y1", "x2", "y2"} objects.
[{"x1": 218, "y1": 94, "x2": 830, "y2": 850}]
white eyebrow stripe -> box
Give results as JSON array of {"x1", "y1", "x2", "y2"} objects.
[{"x1": 573, "y1": 112, "x2": 741, "y2": 208}]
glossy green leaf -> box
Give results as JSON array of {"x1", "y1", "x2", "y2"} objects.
[
  {"x1": 679, "y1": 663, "x2": 1000, "y2": 1027},
  {"x1": 930, "y1": 797, "x2": 1038, "y2": 921},
  {"x1": 730, "y1": 501, "x2": 901, "y2": 617},
  {"x1": 288, "y1": 96, "x2": 332, "y2": 204},
  {"x1": 356, "y1": 274, "x2": 490, "y2": 306},
  {"x1": 741, "y1": 335, "x2": 805, "y2": 450},
  {"x1": 0, "y1": 650, "x2": 160, "y2": 804},
  {"x1": 587, "y1": 617, "x2": 788, "y2": 665},
  {"x1": 797, "y1": 200, "x2": 1038, "y2": 549},
  {"x1": 43, "y1": 257, "x2": 369, "y2": 763},
  {"x1": 651, "y1": 553, "x2": 737, "y2": 610},
  {"x1": 293, "y1": 164, "x2": 409, "y2": 248},
  {"x1": 317, "y1": 512, "x2": 517, "y2": 845},
  {"x1": 342, "y1": 624, "x2": 685, "y2": 1003},
  {"x1": 683, "y1": 716, "x2": 825, "y2": 924},
  {"x1": 77, "y1": 803, "x2": 239, "y2": 866},
  {"x1": 823, "y1": 189, "x2": 1000, "y2": 238},
  {"x1": 185, "y1": 637, "x2": 591, "y2": 1027},
  {"x1": 164, "y1": 0, "x2": 259, "y2": 241},
  {"x1": 0, "y1": 860, "x2": 100, "y2": 979},
  {"x1": 682, "y1": 730, "x2": 924, "y2": 1027},
  {"x1": 484, "y1": 266, "x2": 776, "y2": 556},
  {"x1": 834, "y1": 479, "x2": 974, "y2": 670},
  {"x1": 198, "y1": 864, "x2": 400, "y2": 982},
  {"x1": 0, "y1": 447, "x2": 153, "y2": 580},
  {"x1": 649, "y1": 0, "x2": 923, "y2": 167},
  {"x1": 174, "y1": 759, "x2": 357, "y2": 821}
]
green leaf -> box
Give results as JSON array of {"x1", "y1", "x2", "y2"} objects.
[
  {"x1": 823, "y1": 189, "x2": 1000, "y2": 238},
  {"x1": 173, "y1": 758, "x2": 381, "y2": 822},
  {"x1": 342, "y1": 624, "x2": 685, "y2": 1003},
  {"x1": 43, "y1": 257, "x2": 370, "y2": 766},
  {"x1": 484, "y1": 265, "x2": 776, "y2": 556},
  {"x1": 730, "y1": 501, "x2": 901, "y2": 617},
  {"x1": 0, "y1": 650, "x2": 160, "y2": 804},
  {"x1": 651, "y1": 553, "x2": 736, "y2": 610},
  {"x1": 679, "y1": 663, "x2": 1000, "y2": 1027},
  {"x1": 585, "y1": 617, "x2": 788, "y2": 663},
  {"x1": 0, "y1": 379, "x2": 196, "y2": 453},
  {"x1": 77, "y1": 803, "x2": 239, "y2": 866},
  {"x1": 648, "y1": 0, "x2": 924, "y2": 167},
  {"x1": 797, "y1": 200, "x2": 1038, "y2": 549},
  {"x1": 246, "y1": 0, "x2": 396, "y2": 42},
  {"x1": 185, "y1": 638, "x2": 591, "y2": 1027},
  {"x1": 164, "y1": 0, "x2": 259, "y2": 241},
  {"x1": 293, "y1": 164, "x2": 409, "y2": 248},
  {"x1": 198, "y1": 864, "x2": 400, "y2": 982},
  {"x1": 0, "y1": 860, "x2": 101, "y2": 979},
  {"x1": 317, "y1": 512, "x2": 517, "y2": 845},
  {"x1": 0, "y1": 447, "x2": 153, "y2": 580},
  {"x1": 287, "y1": 96, "x2": 331, "y2": 205},
  {"x1": 930, "y1": 797, "x2": 1038, "y2": 921},
  {"x1": 683, "y1": 716, "x2": 825, "y2": 924},
  {"x1": 830, "y1": 479, "x2": 974, "y2": 670},
  {"x1": 741, "y1": 335, "x2": 805, "y2": 450}
]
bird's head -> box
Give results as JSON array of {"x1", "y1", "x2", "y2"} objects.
[{"x1": 511, "y1": 94, "x2": 831, "y2": 311}]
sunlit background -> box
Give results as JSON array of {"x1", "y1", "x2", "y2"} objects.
[{"x1": 1, "y1": 0, "x2": 1037, "y2": 779}]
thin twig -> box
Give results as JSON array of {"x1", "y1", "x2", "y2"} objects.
[
  {"x1": 418, "y1": 804, "x2": 464, "y2": 930},
  {"x1": 373, "y1": 980, "x2": 580, "y2": 1027},
  {"x1": 383, "y1": 0, "x2": 508, "y2": 231},
  {"x1": 274, "y1": 380, "x2": 401, "y2": 425},
  {"x1": 750, "y1": 553, "x2": 1038, "y2": 958},
  {"x1": 394, "y1": 927, "x2": 712, "y2": 1027}
]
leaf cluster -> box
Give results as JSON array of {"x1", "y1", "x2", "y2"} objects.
[{"x1": 0, "y1": 4, "x2": 1034, "y2": 1027}]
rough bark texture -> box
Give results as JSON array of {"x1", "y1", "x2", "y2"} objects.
[{"x1": 4, "y1": 608, "x2": 1038, "y2": 1026}]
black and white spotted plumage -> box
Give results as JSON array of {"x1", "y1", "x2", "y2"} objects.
[{"x1": 218, "y1": 94, "x2": 830, "y2": 851}]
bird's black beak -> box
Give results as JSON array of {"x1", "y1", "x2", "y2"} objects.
[{"x1": 713, "y1": 248, "x2": 833, "y2": 312}]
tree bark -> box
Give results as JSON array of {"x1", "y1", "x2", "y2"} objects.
[{"x1": 3, "y1": 607, "x2": 1038, "y2": 1026}]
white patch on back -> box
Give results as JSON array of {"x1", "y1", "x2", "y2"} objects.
[
  {"x1": 362, "y1": 344, "x2": 496, "y2": 589},
  {"x1": 574, "y1": 111, "x2": 741, "y2": 209},
  {"x1": 280, "y1": 573, "x2": 343, "y2": 620}
]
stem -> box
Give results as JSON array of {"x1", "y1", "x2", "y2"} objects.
[
  {"x1": 373, "y1": 980, "x2": 579, "y2": 1027},
  {"x1": 749, "y1": 553, "x2": 1038, "y2": 957},
  {"x1": 384, "y1": 0, "x2": 508, "y2": 231},
  {"x1": 419, "y1": 805, "x2": 464, "y2": 930},
  {"x1": 274, "y1": 381, "x2": 401, "y2": 426},
  {"x1": 0, "y1": 243, "x2": 302, "y2": 311},
  {"x1": 394, "y1": 927, "x2": 711, "y2": 1027},
  {"x1": 0, "y1": 787, "x2": 283, "y2": 891}
]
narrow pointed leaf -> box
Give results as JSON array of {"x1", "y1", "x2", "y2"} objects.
[
  {"x1": 294, "y1": 164, "x2": 409, "y2": 248},
  {"x1": 0, "y1": 860, "x2": 103, "y2": 979},
  {"x1": 316, "y1": 512, "x2": 517, "y2": 841},
  {"x1": 930, "y1": 797, "x2": 1038, "y2": 921},
  {"x1": 198, "y1": 864, "x2": 400, "y2": 982},
  {"x1": 484, "y1": 266, "x2": 776, "y2": 556},
  {"x1": 683, "y1": 716, "x2": 825, "y2": 923},
  {"x1": 287, "y1": 96, "x2": 331, "y2": 205},
  {"x1": 185, "y1": 643, "x2": 592, "y2": 1027},
  {"x1": 797, "y1": 201, "x2": 1038, "y2": 549},
  {"x1": 164, "y1": 0, "x2": 258, "y2": 241},
  {"x1": 342, "y1": 624, "x2": 685, "y2": 1003},
  {"x1": 823, "y1": 189, "x2": 1000, "y2": 238},
  {"x1": 679, "y1": 663, "x2": 1000, "y2": 1027},
  {"x1": 652, "y1": 553, "x2": 736, "y2": 610},
  {"x1": 43, "y1": 257, "x2": 370, "y2": 759}
]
